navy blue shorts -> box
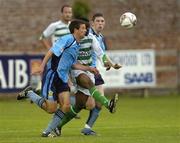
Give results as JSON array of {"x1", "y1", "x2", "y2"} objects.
[
  {"x1": 41, "y1": 69, "x2": 69, "y2": 101},
  {"x1": 94, "y1": 74, "x2": 104, "y2": 86},
  {"x1": 41, "y1": 69, "x2": 55, "y2": 101},
  {"x1": 51, "y1": 72, "x2": 70, "y2": 98}
]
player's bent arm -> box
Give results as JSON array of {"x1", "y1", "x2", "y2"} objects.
[
  {"x1": 106, "y1": 55, "x2": 122, "y2": 69},
  {"x1": 91, "y1": 34, "x2": 111, "y2": 68},
  {"x1": 40, "y1": 37, "x2": 52, "y2": 49},
  {"x1": 102, "y1": 54, "x2": 122, "y2": 70},
  {"x1": 72, "y1": 63, "x2": 99, "y2": 75},
  {"x1": 39, "y1": 22, "x2": 56, "y2": 49},
  {"x1": 36, "y1": 50, "x2": 53, "y2": 74},
  {"x1": 42, "y1": 50, "x2": 53, "y2": 67},
  {"x1": 90, "y1": 33, "x2": 122, "y2": 69},
  {"x1": 91, "y1": 34, "x2": 116, "y2": 69}
]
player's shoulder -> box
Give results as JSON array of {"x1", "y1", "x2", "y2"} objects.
[
  {"x1": 87, "y1": 33, "x2": 96, "y2": 40},
  {"x1": 48, "y1": 20, "x2": 62, "y2": 27},
  {"x1": 60, "y1": 34, "x2": 74, "y2": 41},
  {"x1": 89, "y1": 28, "x2": 104, "y2": 37},
  {"x1": 88, "y1": 32, "x2": 94, "y2": 37},
  {"x1": 54, "y1": 34, "x2": 73, "y2": 45}
]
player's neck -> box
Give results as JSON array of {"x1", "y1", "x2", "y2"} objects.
[
  {"x1": 61, "y1": 19, "x2": 69, "y2": 24},
  {"x1": 92, "y1": 27, "x2": 100, "y2": 35},
  {"x1": 73, "y1": 34, "x2": 81, "y2": 43}
]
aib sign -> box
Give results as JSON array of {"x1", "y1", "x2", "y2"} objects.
[{"x1": 0, "y1": 54, "x2": 43, "y2": 92}]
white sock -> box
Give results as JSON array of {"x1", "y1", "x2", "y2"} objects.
[{"x1": 85, "y1": 124, "x2": 91, "y2": 129}]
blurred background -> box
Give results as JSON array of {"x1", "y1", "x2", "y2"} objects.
[{"x1": 0, "y1": 0, "x2": 180, "y2": 96}]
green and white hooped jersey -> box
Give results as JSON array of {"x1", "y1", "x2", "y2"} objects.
[
  {"x1": 42, "y1": 20, "x2": 70, "y2": 43},
  {"x1": 78, "y1": 33, "x2": 104, "y2": 66}
]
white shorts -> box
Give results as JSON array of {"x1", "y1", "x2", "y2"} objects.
[{"x1": 71, "y1": 70, "x2": 95, "y2": 96}]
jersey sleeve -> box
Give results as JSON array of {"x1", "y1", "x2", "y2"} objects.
[
  {"x1": 90, "y1": 34, "x2": 104, "y2": 57},
  {"x1": 50, "y1": 36, "x2": 67, "y2": 57},
  {"x1": 42, "y1": 22, "x2": 57, "y2": 38}
]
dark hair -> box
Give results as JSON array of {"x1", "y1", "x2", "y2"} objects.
[
  {"x1": 92, "y1": 13, "x2": 104, "y2": 21},
  {"x1": 69, "y1": 19, "x2": 86, "y2": 33},
  {"x1": 76, "y1": 17, "x2": 90, "y2": 36},
  {"x1": 61, "y1": 4, "x2": 71, "y2": 13},
  {"x1": 77, "y1": 17, "x2": 90, "y2": 29}
]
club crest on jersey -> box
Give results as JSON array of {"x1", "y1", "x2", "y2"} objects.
[{"x1": 48, "y1": 90, "x2": 53, "y2": 96}]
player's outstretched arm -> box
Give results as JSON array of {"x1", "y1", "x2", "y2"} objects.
[
  {"x1": 72, "y1": 63, "x2": 99, "y2": 75},
  {"x1": 103, "y1": 54, "x2": 122, "y2": 70}
]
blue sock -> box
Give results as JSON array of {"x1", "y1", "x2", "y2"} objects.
[
  {"x1": 86, "y1": 107, "x2": 101, "y2": 128},
  {"x1": 44, "y1": 109, "x2": 65, "y2": 133},
  {"x1": 27, "y1": 91, "x2": 45, "y2": 108}
]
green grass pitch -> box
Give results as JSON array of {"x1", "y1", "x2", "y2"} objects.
[{"x1": 0, "y1": 95, "x2": 179, "y2": 143}]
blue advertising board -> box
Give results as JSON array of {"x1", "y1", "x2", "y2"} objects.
[{"x1": 0, "y1": 54, "x2": 43, "y2": 92}]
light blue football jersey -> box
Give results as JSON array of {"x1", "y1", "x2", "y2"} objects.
[{"x1": 50, "y1": 34, "x2": 80, "y2": 82}]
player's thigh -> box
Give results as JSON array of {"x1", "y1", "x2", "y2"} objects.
[
  {"x1": 76, "y1": 73, "x2": 94, "y2": 88},
  {"x1": 58, "y1": 91, "x2": 71, "y2": 112}
]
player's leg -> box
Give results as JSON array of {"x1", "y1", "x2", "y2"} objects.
[
  {"x1": 57, "y1": 90, "x2": 90, "y2": 131},
  {"x1": 76, "y1": 73, "x2": 118, "y2": 112},
  {"x1": 81, "y1": 96, "x2": 97, "y2": 135},
  {"x1": 42, "y1": 74, "x2": 71, "y2": 137},
  {"x1": 17, "y1": 70, "x2": 58, "y2": 113},
  {"x1": 81, "y1": 74, "x2": 118, "y2": 135},
  {"x1": 42, "y1": 91, "x2": 70, "y2": 137},
  {"x1": 69, "y1": 83, "x2": 81, "y2": 119}
]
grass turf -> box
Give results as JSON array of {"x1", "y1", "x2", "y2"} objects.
[{"x1": 0, "y1": 95, "x2": 179, "y2": 143}]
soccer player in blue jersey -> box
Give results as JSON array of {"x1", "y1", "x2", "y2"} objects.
[
  {"x1": 47, "y1": 18, "x2": 121, "y2": 137},
  {"x1": 38, "y1": 4, "x2": 80, "y2": 119},
  {"x1": 17, "y1": 19, "x2": 98, "y2": 136},
  {"x1": 31, "y1": 4, "x2": 72, "y2": 95}
]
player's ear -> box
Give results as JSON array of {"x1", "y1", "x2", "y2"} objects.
[
  {"x1": 74, "y1": 28, "x2": 78, "y2": 33},
  {"x1": 90, "y1": 21, "x2": 94, "y2": 26}
]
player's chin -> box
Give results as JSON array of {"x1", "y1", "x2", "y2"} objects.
[
  {"x1": 80, "y1": 34, "x2": 86, "y2": 39},
  {"x1": 65, "y1": 17, "x2": 71, "y2": 21},
  {"x1": 98, "y1": 27, "x2": 103, "y2": 31}
]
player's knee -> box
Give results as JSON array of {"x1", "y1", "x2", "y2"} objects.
[
  {"x1": 63, "y1": 103, "x2": 71, "y2": 112},
  {"x1": 45, "y1": 102, "x2": 58, "y2": 113},
  {"x1": 46, "y1": 107, "x2": 57, "y2": 114},
  {"x1": 86, "y1": 98, "x2": 95, "y2": 110},
  {"x1": 86, "y1": 102, "x2": 95, "y2": 110}
]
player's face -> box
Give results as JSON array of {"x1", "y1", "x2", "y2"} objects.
[
  {"x1": 77, "y1": 24, "x2": 87, "y2": 39},
  {"x1": 92, "y1": 16, "x2": 105, "y2": 33},
  {"x1": 62, "y1": 7, "x2": 72, "y2": 22}
]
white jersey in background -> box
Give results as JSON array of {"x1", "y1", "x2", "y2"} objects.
[{"x1": 41, "y1": 20, "x2": 70, "y2": 43}]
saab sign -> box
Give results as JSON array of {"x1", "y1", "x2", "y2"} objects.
[
  {"x1": 98, "y1": 49, "x2": 156, "y2": 88},
  {"x1": 0, "y1": 54, "x2": 43, "y2": 92}
]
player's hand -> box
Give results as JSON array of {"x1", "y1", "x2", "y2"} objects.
[
  {"x1": 89, "y1": 67, "x2": 99, "y2": 75},
  {"x1": 113, "y1": 64, "x2": 122, "y2": 69},
  {"x1": 31, "y1": 66, "x2": 44, "y2": 75},
  {"x1": 104, "y1": 62, "x2": 112, "y2": 71}
]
